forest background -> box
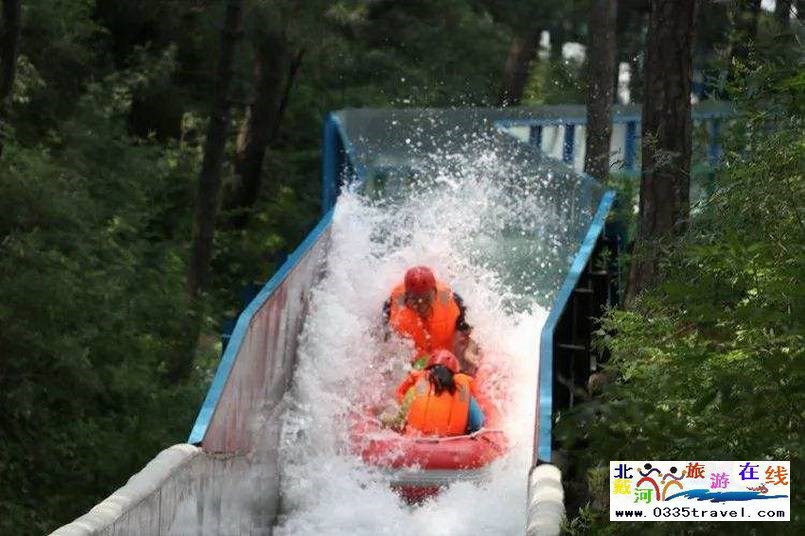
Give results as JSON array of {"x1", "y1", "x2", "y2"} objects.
[{"x1": 0, "y1": 0, "x2": 801, "y2": 534}]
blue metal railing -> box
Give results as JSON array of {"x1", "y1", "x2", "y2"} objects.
[{"x1": 495, "y1": 102, "x2": 733, "y2": 174}]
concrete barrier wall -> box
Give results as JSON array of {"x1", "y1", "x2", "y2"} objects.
[
  {"x1": 526, "y1": 464, "x2": 565, "y2": 536},
  {"x1": 197, "y1": 216, "x2": 331, "y2": 453},
  {"x1": 50, "y1": 438, "x2": 278, "y2": 535},
  {"x1": 51, "y1": 444, "x2": 198, "y2": 536}
]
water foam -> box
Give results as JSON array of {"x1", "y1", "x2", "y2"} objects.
[{"x1": 275, "y1": 149, "x2": 555, "y2": 535}]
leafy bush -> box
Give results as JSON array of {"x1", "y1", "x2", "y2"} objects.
[
  {"x1": 0, "y1": 92, "x2": 203, "y2": 534},
  {"x1": 558, "y1": 56, "x2": 804, "y2": 535}
]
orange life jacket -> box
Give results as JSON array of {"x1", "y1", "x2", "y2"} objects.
[
  {"x1": 388, "y1": 280, "x2": 460, "y2": 358},
  {"x1": 397, "y1": 370, "x2": 473, "y2": 436}
]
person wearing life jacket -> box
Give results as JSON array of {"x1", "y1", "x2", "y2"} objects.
[
  {"x1": 393, "y1": 350, "x2": 485, "y2": 436},
  {"x1": 383, "y1": 266, "x2": 480, "y2": 372}
]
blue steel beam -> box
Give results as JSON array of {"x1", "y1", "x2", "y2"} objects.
[
  {"x1": 530, "y1": 124, "x2": 543, "y2": 149},
  {"x1": 321, "y1": 115, "x2": 340, "y2": 213},
  {"x1": 624, "y1": 121, "x2": 637, "y2": 171},
  {"x1": 563, "y1": 125, "x2": 575, "y2": 164}
]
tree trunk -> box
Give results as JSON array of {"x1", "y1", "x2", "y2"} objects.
[
  {"x1": 629, "y1": 7, "x2": 651, "y2": 103},
  {"x1": 628, "y1": 53, "x2": 642, "y2": 103},
  {"x1": 0, "y1": 0, "x2": 22, "y2": 158},
  {"x1": 612, "y1": 51, "x2": 621, "y2": 105},
  {"x1": 775, "y1": 0, "x2": 792, "y2": 26},
  {"x1": 627, "y1": 0, "x2": 697, "y2": 302},
  {"x1": 498, "y1": 31, "x2": 539, "y2": 106},
  {"x1": 549, "y1": 24, "x2": 565, "y2": 64},
  {"x1": 616, "y1": 1, "x2": 649, "y2": 104},
  {"x1": 584, "y1": 0, "x2": 618, "y2": 181},
  {"x1": 228, "y1": 28, "x2": 291, "y2": 227},
  {"x1": 177, "y1": 0, "x2": 244, "y2": 382},
  {"x1": 273, "y1": 48, "x2": 304, "y2": 140}
]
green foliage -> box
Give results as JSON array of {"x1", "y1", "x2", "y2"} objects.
[
  {"x1": 316, "y1": 0, "x2": 511, "y2": 106},
  {"x1": 0, "y1": 51, "x2": 207, "y2": 532},
  {"x1": 560, "y1": 127, "x2": 804, "y2": 534},
  {"x1": 524, "y1": 54, "x2": 588, "y2": 106},
  {"x1": 558, "y1": 41, "x2": 805, "y2": 534},
  {"x1": 0, "y1": 130, "x2": 204, "y2": 532}
]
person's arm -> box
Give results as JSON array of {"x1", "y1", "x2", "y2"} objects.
[
  {"x1": 452, "y1": 292, "x2": 481, "y2": 373},
  {"x1": 452, "y1": 292, "x2": 472, "y2": 333},
  {"x1": 468, "y1": 377, "x2": 479, "y2": 398},
  {"x1": 395, "y1": 371, "x2": 419, "y2": 402},
  {"x1": 382, "y1": 378, "x2": 418, "y2": 432}
]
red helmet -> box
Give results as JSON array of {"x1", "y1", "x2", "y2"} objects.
[
  {"x1": 426, "y1": 349, "x2": 460, "y2": 374},
  {"x1": 404, "y1": 266, "x2": 436, "y2": 294}
]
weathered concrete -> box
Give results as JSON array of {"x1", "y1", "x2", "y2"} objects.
[
  {"x1": 52, "y1": 403, "x2": 290, "y2": 536},
  {"x1": 50, "y1": 445, "x2": 252, "y2": 536},
  {"x1": 526, "y1": 464, "x2": 565, "y2": 536},
  {"x1": 200, "y1": 224, "x2": 329, "y2": 454}
]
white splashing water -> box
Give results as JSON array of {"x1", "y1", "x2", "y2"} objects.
[{"x1": 275, "y1": 150, "x2": 557, "y2": 535}]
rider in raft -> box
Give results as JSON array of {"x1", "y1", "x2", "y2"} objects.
[
  {"x1": 392, "y1": 350, "x2": 485, "y2": 436},
  {"x1": 383, "y1": 266, "x2": 480, "y2": 373}
]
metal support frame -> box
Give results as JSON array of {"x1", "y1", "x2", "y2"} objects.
[
  {"x1": 536, "y1": 190, "x2": 616, "y2": 464},
  {"x1": 552, "y1": 229, "x2": 619, "y2": 414},
  {"x1": 494, "y1": 103, "x2": 731, "y2": 174}
]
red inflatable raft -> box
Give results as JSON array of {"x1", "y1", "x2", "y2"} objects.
[{"x1": 350, "y1": 362, "x2": 509, "y2": 501}]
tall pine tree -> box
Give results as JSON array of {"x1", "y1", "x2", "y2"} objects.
[
  {"x1": 584, "y1": 0, "x2": 618, "y2": 180},
  {"x1": 627, "y1": 0, "x2": 698, "y2": 300}
]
